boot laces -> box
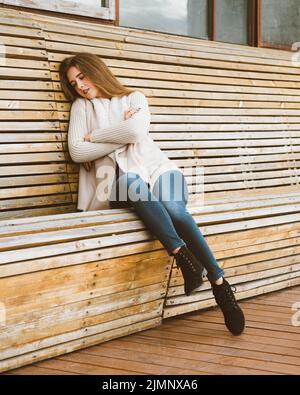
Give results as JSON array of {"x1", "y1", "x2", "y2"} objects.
[
  {"x1": 177, "y1": 249, "x2": 197, "y2": 273},
  {"x1": 220, "y1": 284, "x2": 239, "y2": 311}
]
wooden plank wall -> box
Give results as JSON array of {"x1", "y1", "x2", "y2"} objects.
[{"x1": 1, "y1": 6, "x2": 300, "y2": 219}]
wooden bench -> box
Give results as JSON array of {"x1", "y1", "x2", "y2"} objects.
[{"x1": 1, "y1": 6, "x2": 300, "y2": 372}]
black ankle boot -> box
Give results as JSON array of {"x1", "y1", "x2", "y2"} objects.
[
  {"x1": 212, "y1": 278, "x2": 245, "y2": 336},
  {"x1": 174, "y1": 245, "x2": 205, "y2": 296}
]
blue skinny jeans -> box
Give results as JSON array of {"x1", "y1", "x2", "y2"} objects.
[{"x1": 109, "y1": 168, "x2": 224, "y2": 283}]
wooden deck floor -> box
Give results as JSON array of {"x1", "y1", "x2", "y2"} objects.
[{"x1": 6, "y1": 286, "x2": 300, "y2": 375}]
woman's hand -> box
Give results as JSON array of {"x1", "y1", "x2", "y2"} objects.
[
  {"x1": 124, "y1": 107, "x2": 141, "y2": 121},
  {"x1": 83, "y1": 161, "x2": 93, "y2": 172},
  {"x1": 84, "y1": 133, "x2": 91, "y2": 142}
]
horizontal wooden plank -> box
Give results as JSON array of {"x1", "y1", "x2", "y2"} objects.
[
  {"x1": 150, "y1": 131, "x2": 300, "y2": 140},
  {"x1": 0, "y1": 23, "x2": 42, "y2": 38},
  {"x1": 0, "y1": 152, "x2": 65, "y2": 164},
  {"x1": 157, "y1": 139, "x2": 300, "y2": 149},
  {"x1": 1, "y1": 58, "x2": 48, "y2": 69},
  {"x1": 0, "y1": 142, "x2": 62, "y2": 153},
  {"x1": 0, "y1": 184, "x2": 71, "y2": 200},
  {"x1": 0, "y1": 35, "x2": 45, "y2": 49},
  {"x1": 0, "y1": 193, "x2": 73, "y2": 212},
  {"x1": 0, "y1": 81, "x2": 52, "y2": 90},
  {"x1": 0, "y1": 102, "x2": 57, "y2": 111},
  {"x1": 0, "y1": 121, "x2": 59, "y2": 131},
  {"x1": 1, "y1": 46, "x2": 47, "y2": 59},
  {"x1": 0, "y1": 163, "x2": 65, "y2": 176},
  {"x1": 0, "y1": 68, "x2": 50, "y2": 79},
  {"x1": 0, "y1": 174, "x2": 68, "y2": 188},
  {"x1": 0, "y1": 91, "x2": 54, "y2": 100},
  {"x1": 147, "y1": 107, "x2": 300, "y2": 116},
  {"x1": 0, "y1": 205, "x2": 76, "y2": 221},
  {"x1": 0, "y1": 111, "x2": 58, "y2": 120}
]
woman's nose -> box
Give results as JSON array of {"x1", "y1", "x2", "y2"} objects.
[{"x1": 75, "y1": 79, "x2": 84, "y2": 89}]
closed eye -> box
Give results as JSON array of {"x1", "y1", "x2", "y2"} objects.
[{"x1": 70, "y1": 73, "x2": 85, "y2": 88}]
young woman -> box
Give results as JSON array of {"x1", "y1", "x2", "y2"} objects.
[{"x1": 59, "y1": 52, "x2": 245, "y2": 336}]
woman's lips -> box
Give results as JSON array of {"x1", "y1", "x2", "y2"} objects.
[{"x1": 83, "y1": 88, "x2": 89, "y2": 94}]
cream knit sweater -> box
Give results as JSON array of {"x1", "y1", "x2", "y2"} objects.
[{"x1": 68, "y1": 90, "x2": 182, "y2": 211}]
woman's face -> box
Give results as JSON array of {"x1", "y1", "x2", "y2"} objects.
[{"x1": 67, "y1": 66, "x2": 101, "y2": 99}]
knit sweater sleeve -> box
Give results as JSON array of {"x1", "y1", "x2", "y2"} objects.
[
  {"x1": 90, "y1": 91, "x2": 151, "y2": 144},
  {"x1": 68, "y1": 98, "x2": 124, "y2": 163}
]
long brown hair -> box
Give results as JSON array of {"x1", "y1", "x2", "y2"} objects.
[{"x1": 59, "y1": 52, "x2": 136, "y2": 102}]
